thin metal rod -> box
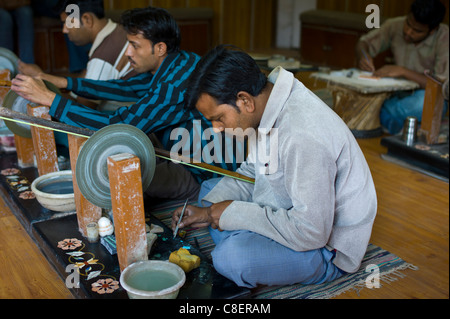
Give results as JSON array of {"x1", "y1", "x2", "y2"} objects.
[{"x1": 0, "y1": 106, "x2": 255, "y2": 184}]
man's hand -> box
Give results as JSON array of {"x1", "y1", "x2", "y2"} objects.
[
  {"x1": 373, "y1": 65, "x2": 406, "y2": 78},
  {"x1": 18, "y1": 60, "x2": 68, "y2": 90},
  {"x1": 373, "y1": 65, "x2": 427, "y2": 88},
  {"x1": 11, "y1": 74, "x2": 56, "y2": 106},
  {"x1": 358, "y1": 55, "x2": 375, "y2": 73},
  {"x1": 18, "y1": 60, "x2": 43, "y2": 77},
  {"x1": 171, "y1": 200, "x2": 233, "y2": 231},
  {"x1": 356, "y1": 42, "x2": 375, "y2": 72}
]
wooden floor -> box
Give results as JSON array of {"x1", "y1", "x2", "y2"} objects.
[
  {"x1": 0, "y1": 194, "x2": 73, "y2": 299},
  {"x1": 0, "y1": 135, "x2": 448, "y2": 299},
  {"x1": 336, "y1": 137, "x2": 449, "y2": 299}
]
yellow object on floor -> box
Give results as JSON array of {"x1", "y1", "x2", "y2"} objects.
[{"x1": 169, "y1": 248, "x2": 200, "y2": 273}]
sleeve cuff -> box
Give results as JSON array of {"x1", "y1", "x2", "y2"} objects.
[
  {"x1": 49, "y1": 94, "x2": 70, "y2": 121},
  {"x1": 66, "y1": 77, "x2": 75, "y2": 91}
]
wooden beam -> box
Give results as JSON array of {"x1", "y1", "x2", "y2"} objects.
[
  {"x1": 68, "y1": 134, "x2": 102, "y2": 238},
  {"x1": 418, "y1": 74, "x2": 445, "y2": 145},
  {"x1": 14, "y1": 135, "x2": 35, "y2": 168},
  {"x1": 107, "y1": 153, "x2": 148, "y2": 271},
  {"x1": 0, "y1": 80, "x2": 11, "y2": 87},
  {"x1": 26, "y1": 105, "x2": 59, "y2": 176},
  {"x1": 0, "y1": 70, "x2": 11, "y2": 112}
]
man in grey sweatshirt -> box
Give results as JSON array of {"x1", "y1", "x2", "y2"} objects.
[{"x1": 172, "y1": 45, "x2": 377, "y2": 288}]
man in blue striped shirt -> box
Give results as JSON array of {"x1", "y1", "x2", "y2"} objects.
[{"x1": 12, "y1": 7, "x2": 244, "y2": 200}]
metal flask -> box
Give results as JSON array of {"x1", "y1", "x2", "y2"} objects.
[{"x1": 402, "y1": 116, "x2": 418, "y2": 146}]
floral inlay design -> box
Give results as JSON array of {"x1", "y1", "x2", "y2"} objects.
[
  {"x1": 57, "y1": 238, "x2": 83, "y2": 250},
  {"x1": 91, "y1": 278, "x2": 120, "y2": 294},
  {"x1": 1, "y1": 168, "x2": 21, "y2": 176},
  {"x1": 19, "y1": 191, "x2": 35, "y2": 199},
  {"x1": 58, "y1": 238, "x2": 119, "y2": 295},
  {"x1": 1, "y1": 168, "x2": 33, "y2": 199}
]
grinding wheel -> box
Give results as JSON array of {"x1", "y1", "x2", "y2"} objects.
[
  {"x1": 0, "y1": 47, "x2": 19, "y2": 77},
  {"x1": 75, "y1": 124, "x2": 156, "y2": 209},
  {"x1": 3, "y1": 80, "x2": 61, "y2": 138}
]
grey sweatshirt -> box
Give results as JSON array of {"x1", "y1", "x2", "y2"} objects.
[{"x1": 203, "y1": 67, "x2": 377, "y2": 273}]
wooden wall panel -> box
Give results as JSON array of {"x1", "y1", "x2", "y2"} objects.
[
  {"x1": 104, "y1": 0, "x2": 276, "y2": 52},
  {"x1": 178, "y1": 21, "x2": 212, "y2": 55},
  {"x1": 34, "y1": 19, "x2": 70, "y2": 74},
  {"x1": 152, "y1": 0, "x2": 187, "y2": 8},
  {"x1": 317, "y1": 0, "x2": 448, "y2": 24},
  {"x1": 316, "y1": 0, "x2": 346, "y2": 12},
  {"x1": 105, "y1": 0, "x2": 150, "y2": 10},
  {"x1": 382, "y1": 0, "x2": 414, "y2": 18},
  {"x1": 35, "y1": 0, "x2": 447, "y2": 72},
  {"x1": 189, "y1": 0, "x2": 222, "y2": 47},
  {"x1": 221, "y1": 0, "x2": 252, "y2": 49},
  {"x1": 252, "y1": 0, "x2": 276, "y2": 50},
  {"x1": 348, "y1": 0, "x2": 382, "y2": 14}
]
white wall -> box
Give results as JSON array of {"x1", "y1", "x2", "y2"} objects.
[{"x1": 276, "y1": 0, "x2": 317, "y2": 49}]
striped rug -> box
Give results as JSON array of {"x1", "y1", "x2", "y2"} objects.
[
  {"x1": 150, "y1": 201, "x2": 418, "y2": 299},
  {"x1": 252, "y1": 243, "x2": 418, "y2": 299}
]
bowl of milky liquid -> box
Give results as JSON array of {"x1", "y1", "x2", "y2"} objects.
[
  {"x1": 31, "y1": 170, "x2": 75, "y2": 212},
  {"x1": 120, "y1": 260, "x2": 186, "y2": 299}
]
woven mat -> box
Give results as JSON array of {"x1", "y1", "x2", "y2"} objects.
[{"x1": 149, "y1": 201, "x2": 418, "y2": 299}]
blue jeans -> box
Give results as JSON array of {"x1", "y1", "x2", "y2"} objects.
[
  {"x1": 198, "y1": 178, "x2": 344, "y2": 288},
  {"x1": 380, "y1": 89, "x2": 449, "y2": 135},
  {"x1": 0, "y1": 6, "x2": 35, "y2": 64}
]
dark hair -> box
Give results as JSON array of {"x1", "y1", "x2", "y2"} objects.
[
  {"x1": 121, "y1": 7, "x2": 181, "y2": 53},
  {"x1": 411, "y1": 0, "x2": 446, "y2": 30},
  {"x1": 54, "y1": 0, "x2": 105, "y2": 19},
  {"x1": 185, "y1": 45, "x2": 267, "y2": 111}
]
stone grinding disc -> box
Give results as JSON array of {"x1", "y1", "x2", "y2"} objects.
[
  {"x1": 75, "y1": 124, "x2": 156, "y2": 209},
  {"x1": 0, "y1": 47, "x2": 19, "y2": 77},
  {"x1": 3, "y1": 80, "x2": 61, "y2": 138}
]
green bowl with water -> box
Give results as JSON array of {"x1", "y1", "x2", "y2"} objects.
[{"x1": 120, "y1": 260, "x2": 186, "y2": 299}]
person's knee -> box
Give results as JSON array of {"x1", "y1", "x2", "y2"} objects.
[
  {"x1": 211, "y1": 234, "x2": 249, "y2": 276},
  {"x1": 405, "y1": 90, "x2": 425, "y2": 119},
  {"x1": 381, "y1": 90, "x2": 427, "y2": 134},
  {"x1": 213, "y1": 234, "x2": 342, "y2": 286},
  {"x1": 390, "y1": 90, "x2": 425, "y2": 117}
]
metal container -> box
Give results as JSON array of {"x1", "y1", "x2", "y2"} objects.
[{"x1": 402, "y1": 116, "x2": 418, "y2": 146}]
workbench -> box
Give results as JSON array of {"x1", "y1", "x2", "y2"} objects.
[
  {"x1": 312, "y1": 70, "x2": 420, "y2": 138},
  {"x1": 0, "y1": 150, "x2": 250, "y2": 299}
]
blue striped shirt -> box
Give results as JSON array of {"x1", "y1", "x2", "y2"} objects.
[{"x1": 49, "y1": 51, "x2": 245, "y2": 182}]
